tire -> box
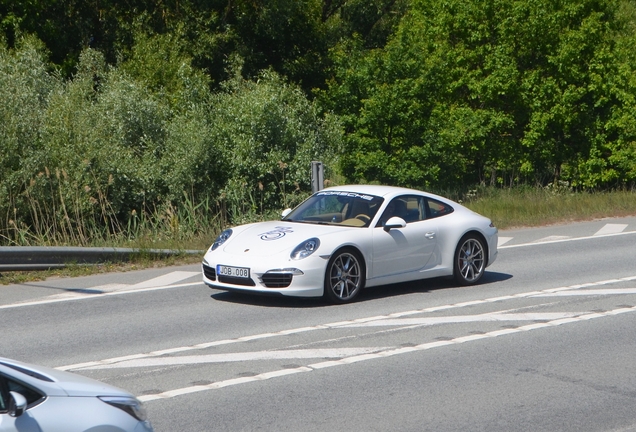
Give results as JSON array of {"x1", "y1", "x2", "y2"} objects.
[
  {"x1": 324, "y1": 249, "x2": 365, "y2": 304},
  {"x1": 453, "y1": 233, "x2": 486, "y2": 285}
]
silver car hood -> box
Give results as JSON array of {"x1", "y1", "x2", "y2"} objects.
[{"x1": 0, "y1": 357, "x2": 134, "y2": 397}]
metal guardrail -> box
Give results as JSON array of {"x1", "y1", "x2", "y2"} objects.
[{"x1": 0, "y1": 247, "x2": 204, "y2": 271}]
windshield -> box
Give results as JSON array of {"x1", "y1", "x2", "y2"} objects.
[{"x1": 283, "y1": 191, "x2": 384, "y2": 227}]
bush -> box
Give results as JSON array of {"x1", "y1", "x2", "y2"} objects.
[{"x1": 0, "y1": 37, "x2": 342, "y2": 246}]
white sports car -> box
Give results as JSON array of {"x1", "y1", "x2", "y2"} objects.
[{"x1": 202, "y1": 185, "x2": 498, "y2": 304}]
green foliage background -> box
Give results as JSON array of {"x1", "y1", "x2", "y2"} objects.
[
  {"x1": 0, "y1": 0, "x2": 635, "y2": 245},
  {"x1": 321, "y1": 0, "x2": 636, "y2": 190}
]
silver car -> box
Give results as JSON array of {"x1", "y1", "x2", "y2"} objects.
[{"x1": 0, "y1": 357, "x2": 153, "y2": 432}]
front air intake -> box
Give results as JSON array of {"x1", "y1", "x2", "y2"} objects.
[
  {"x1": 261, "y1": 273, "x2": 293, "y2": 288},
  {"x1": 202, "y1": 263, "x2": 216, "y2": 281}
]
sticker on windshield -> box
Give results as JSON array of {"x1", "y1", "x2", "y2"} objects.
[
  {"x1": 316, "y1": 191, "x2": 375, "y2": 201},
  {"x1": 259, "y1": 226, "x2": 294, "y2": 241}
]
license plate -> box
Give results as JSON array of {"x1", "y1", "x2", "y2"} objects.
[{"x1": 217, "y1": 265, "x2": 250, "y2": 279}]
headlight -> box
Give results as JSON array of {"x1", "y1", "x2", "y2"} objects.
[
  {"x1": 211, "y1": 228, "x2": 233, "y2": 251},
  {"x1": 290, "y1": 238, "x2": 320, "y2": 260},
  {"x1": 99, "y1": 396, "x2": 148, "y2": 422}
]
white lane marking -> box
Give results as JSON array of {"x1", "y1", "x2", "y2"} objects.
[
  {"x1": 58, "y1": 275, "x2": 636, "y2": 372},
  {"x1": 137, "y1": 303, "x2": 636, "y2": 402},
  {"x1": 11, "y1": 284, "x2": 130, "y2": 303},
  {"x1": 3, "y1": 271, "x2": 200, "y2": 308},
  {"x1": 2, "y1": 271, "x2": 199, "y2": 308},
  {"x1": 9, "y1": 271, "x2": 201, "y2": 306},
  {"x1": 72, "y1": 272, "x2": 198, "y2": 295},
  {"x1": 594, "y1": 224, "x2": 628, "y2": 236},
  {"x1": 500, "y1": 229, "x2": 636, "y2": 248},
  {"x1": 79, "y1": 283, "x2": 129, "y2": 293},
  {"x1": 140, "y1": 366, "x2": 314, "y2": 400},
  {"x1": 127, "y1": 271, "x2": 199, "y2": 289},
  {"x1": 341, "y1": 312, "x2": 581, "y2": 327},
  {"x1": 531, "y1": 235, "x2": 570, "y2": 243},
  {"x1": 75, "y1": 348, "x2": 392, "y2": 370},
  {"x1": 498, "y1": 237, "x2": 513, "y2": 247},
  {"x1": 0, "y1": 281, "x2": 202, "y2": 310},
  {"x1": 535, "y1": 288, "x2": 636, "y2": 297}
]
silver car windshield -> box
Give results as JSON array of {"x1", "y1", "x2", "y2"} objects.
[{"x1": 283, "y1": 191, "x2": 384, "y2": 227}]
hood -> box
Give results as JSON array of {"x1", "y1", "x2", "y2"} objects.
[
  {"x1": 221, "y1": 220, "x2": 356, "y2": 257},
  {"x1": 0, "y1": 357, "x2": 134, "y2": 398},
  {"x1": 45, "y1": 368, "x2": 133, "y2": 397}
]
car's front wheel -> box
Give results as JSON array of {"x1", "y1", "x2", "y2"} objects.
[
  {"x1": 453, "y1": 234, "x2": 486, "y2": 285},
  {"x1": 324, "y1": 249, "x2": 365, "y2": 304}
]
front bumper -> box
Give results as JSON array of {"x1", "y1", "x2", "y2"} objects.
[{"x1": 201, "y1": 255, "x2": 327, "y2": 298}]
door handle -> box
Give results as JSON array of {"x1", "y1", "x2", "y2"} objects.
[{"x1": 425, "y1": 231, "x2": 436, "y2": 239}]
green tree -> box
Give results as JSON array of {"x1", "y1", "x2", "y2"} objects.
[
  {"x1": 208, "y1": 60, "x2": 342, "y2": 221},
  {"x1": 322, "y1": 0, "x2": 636, "y2": 190},
  {"x1": 0, "y1": 0, "x2": 409, "y2": 93}
]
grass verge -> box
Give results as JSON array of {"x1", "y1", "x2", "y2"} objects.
[
  {"x1": 2, "y1": 187, "x2": 635, "y2": 285},
  {"x1": 464, "y1": 187, "x2": 636, "y2": 230},
  {"x1": 0, "y1": 253, "x2": 202, "y2": 285}
]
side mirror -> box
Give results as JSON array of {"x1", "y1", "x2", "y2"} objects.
[
  {"x1": 9, "y1": 391, "x2": 27, "y2": 417},
  {"x1": 383, "y1": 216, "x2": 406, "y2": 232},
  {"x1": 281, "y1": 208, "x2": 292, "y2": 218}
]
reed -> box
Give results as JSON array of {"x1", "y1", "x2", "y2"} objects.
[
  {"x1": 0, "y1": 178, "x2": 305, "y2": 250},
  {"x1": 2, "y1": 183, "x2": 635, "y2": 249}
]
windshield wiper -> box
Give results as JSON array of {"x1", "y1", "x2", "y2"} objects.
[{"x1": 285, "y1": 219, "x2": 333, "y2": 225}]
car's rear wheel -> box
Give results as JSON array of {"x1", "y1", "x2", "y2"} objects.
[
  {"x1": 324, "y1": 249, "x2": 365, "y2": 304},
  {"x1": 453, "y1": 234, "x2": 486, "y2": 285}
]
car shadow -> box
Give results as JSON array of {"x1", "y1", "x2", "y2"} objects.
[
  {"x1": 362, "y1": 271, "x2": 512, "y2": 301},
  {"x1": 210, "y1": 291, "x2": 333, "y2": 308},
  {"x1": 209, "y1": 271, "x2": 512, "y2": 307},
  {"x1": 4, "y1": 282, "x2": 107, "y2": 294}
]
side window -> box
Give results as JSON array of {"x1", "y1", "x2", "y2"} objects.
[
  {"x1": 377, "y1": 195, "x2": 425, "y2": 227},
  {"x1": 5, "y1": 376, "x2": 44, "y2": 407},
  {"x1": 427, "y1": 198, "x2": 454, "y2": 219}
]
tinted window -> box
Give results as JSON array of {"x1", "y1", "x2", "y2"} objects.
[
  {"x1": 427, "y1": 198, "x2": 454, "y2": 218},
  {"x1": 377, "y1": 195, "x2": 426, "y2": 227},
  {"x1": 2, "y1": 374, "x2": 45, "y2": 407},
  {"x1": 0, "y1": 375, "x2": 7, "y2": 413}
]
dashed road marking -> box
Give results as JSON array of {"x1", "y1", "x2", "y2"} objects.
[
  {"x1": 58, "y1": 275, "x2": 636, "y2": 377},
  {"x1": 126, "y1": 271, "x2": 199, "y2": 289},
  {"x1": 497, "y1": 237, "x2": 513, "y2": 247},
  {"x1": 535, "y1": 288, "x2": 636, "y2": 297},
  {"x1": 340, "y1": 312, "x2": 581, "y2": 327},
  {"x1": 71, "y1": 313, "x2": 585, "y2": 370},
  {"x1": 531, "y1": 235, "x2": 570, "y2": 243},
  {"x1": 1, "y1": 271, "x2": 201, "y2": 310},
  {"x1": 75, "y1": 348, "x2": 393, "y2": 369},
  {"x1": 499, "y1": 229, "x2": 636, "y2": 248},
  {"x1": 136, "y1": 303, "x2": 636, "y2": 402},
  {"x1": 594, "y1": 224, "x2": 628, "y2": 236}
]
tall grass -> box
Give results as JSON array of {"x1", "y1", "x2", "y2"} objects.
[
  {"x1": 4, "y1": 183, "x2": 636, "y2": 249},
  {"x1": 1, "y1": 176, "x2": 308, "y2": 250},
  {"x1": 2, "y1": 182, "x2": 223, "y2": 250},
  {"x1": 464, "y1": 186, "x2": 636, "y2": 229}
]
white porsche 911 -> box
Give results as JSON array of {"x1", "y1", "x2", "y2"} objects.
[{"x1": 202, "y1": 185, "x2": 498, "y2": 304}]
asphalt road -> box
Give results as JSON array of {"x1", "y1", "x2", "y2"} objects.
[{"x1": 2, "y1": 216, "x2": 636, "y2": 432}]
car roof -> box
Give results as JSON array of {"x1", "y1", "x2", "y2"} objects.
[
  {"x1": 322, "y1": 184, "x2": 423, "y2": 197},
  {"x1": 321, "y1": 184, "x2": 454, "y2": 203}
]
